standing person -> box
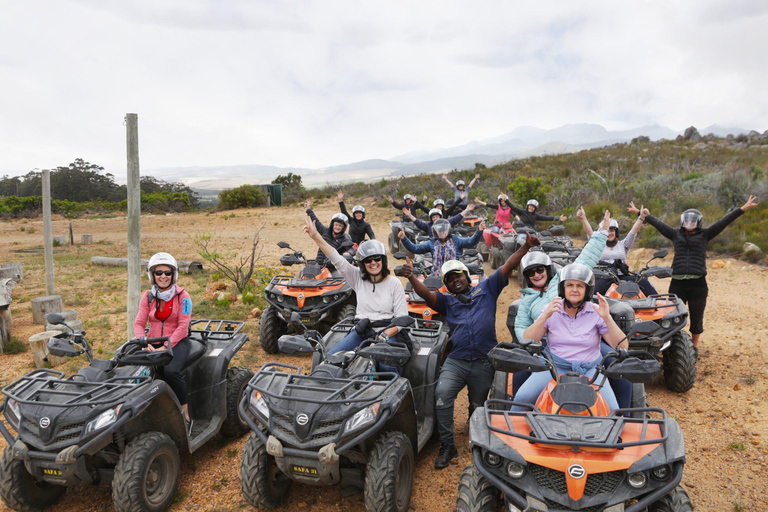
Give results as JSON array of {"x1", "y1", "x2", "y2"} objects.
[
  {"x1": 401, "y1": 235, "x2": 540, "y2": 468},
  {"x1": 640, "y1": 195, "x2": 758, "y2": 354},
  {"x1": 303, "y1": 217, "x2": 408, "y2": 372},
  {"x1": 386, "y1": 193, "x2": 430, "y2": 221},
  {"x1": 398, "y1": 219, "x2": 485, "y2": 276},
  {"x1": 516, "y1": 264, "x2": 627, "y2": 411},
  {"x1": 474, "y1": 194, "x2": 513, "y2": 233},
  {"x1": 134, "y1": 252, "x2": 193, "y2": 426},
  {"x1": 402, "y1": 203, "x2": 475, "y2": 236},
  {"x1": 304, "y1": 199, "x2": 355, "y2": 266},
  {"x1": 577, "y1": 204, "x2": 657, "y2": 296},
  {"x1": 337, "y1": 190, "x2": 375, "y2": 245},
  {"x1": 442, "y1": 172, "x2": 480, "y2": 209}
]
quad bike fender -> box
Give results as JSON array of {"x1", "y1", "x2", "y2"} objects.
[
  {"x1": 467, "y1": 408, "x2": 527, "y2": 468},
  {"x1": 126, "y1": 389, "x2": 188, "y2": 452},
  {"x1": 628, "y1": 418, "x2": 686, "y2": 472},
  {"x1": 470, "y1": 448, "x2": 528, "y2": 511}
]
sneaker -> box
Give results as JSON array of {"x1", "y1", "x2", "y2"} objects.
[
  {"x1": 693, "y1": 346, "x2": 699, "y2": 361},
  {"x1": 434, "y1": 443, "x2": 458, "y2": 469}
]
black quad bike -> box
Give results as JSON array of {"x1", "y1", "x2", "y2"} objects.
[
  {"x1": 593, "y1": 250, "x2": 695, "y2": 393},
  {"x1": 0, "y1": 314, "x2": 254, "y2": 512},
  {"x1": 239, "y1": 314, "x2": 450, "y2": 512},
  {"x1": 260, "y1": 241, "x2": 356, "y2": 354},
  {"x1": 460, "y1": 321, "x2": 692, "y2": 512},
  {"x1": 387, "y1": 220, "x2": 421, "y2": 256},
  {"x1": 513, "y1": 224, "x2": 581, "y2": 287}
]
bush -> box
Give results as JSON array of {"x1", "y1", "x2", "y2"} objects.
[
  {"x1": 3, "y1": 336, "x2": 28, "y2": 354},
  {"x1": 218, "y1": 185, "x2": 266, "y2": 210}
]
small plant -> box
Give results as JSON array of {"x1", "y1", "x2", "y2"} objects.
[
  {"x1": 2, "y1": 336, "x2": 28, "y2": 354},
  {"x1": 734, "y1": 503, "x2": 745, "y2": 511},
  {"x1": 745, "y1": 375, "x2": 756, "y2": 385},
  {"x1": 171, "y1": 489, "x2": 189, "y2": 504},
  {"x1": 728, "y1": 442, "x2": 746, "y2": 451},
  {"x1": 27, "y1": 227, "x2": 36, "y2": 234},
  {"x1": 52, "y1": 238, "x2": 62, "y2": 247},
  {"x1": 216, "y1": 297, "x2": 231, "y2": 309},
  {"x1": 226, "y1": 448, "x2": 238, "y2": 458},
  {"x1": 192, "y1": 225, "x2": 265, "y2": 294},
  {"x1": 19, "y1": 226, "x2": 25, "y2": 232}
]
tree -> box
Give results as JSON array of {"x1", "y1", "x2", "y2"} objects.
[
  {"x1": 218, "y1": 185, "x2": 266, "y2": 210},
  {"x1": 191, "y1": 225, "x2": 265, "y2": 294},
  {"x1": 272, "y1": 172, "x2": 303, "y2": 189},
  {"x1": 508, "y1": 176, "x2": 552, "y2": 207}
]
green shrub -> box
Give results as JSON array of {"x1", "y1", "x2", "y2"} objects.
[
  {"x1": 3, "y1": 336, "x2": 28, "y2": 354},
  {"x1": 218, "y1": 185, "x2": 266, "y2": 210}
]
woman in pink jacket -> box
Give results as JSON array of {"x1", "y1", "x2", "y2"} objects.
[{"x1": 134, "y1": 252, "x2": 193, "y2": 423}]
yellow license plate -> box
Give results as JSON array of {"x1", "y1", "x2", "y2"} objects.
[
  {"x1": 42, "y1": 468, "x2": 63, "y2": 477},
  {"x1": 301, "y1": 317, "x2": 311, "y2": 324},
  {"x1": 291, "y1": 465, "x2": 318, "y2": 476}
]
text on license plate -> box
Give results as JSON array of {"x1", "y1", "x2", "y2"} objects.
[
  {"x1": 42, "y1": 468, "x2": 62, "y2": 476},
  {"x1": 291, "y1": 465, "x2": 318, "y2": 476},
  {"x1": 301, "y1": 317, "x2": 311, "y2": 324}
]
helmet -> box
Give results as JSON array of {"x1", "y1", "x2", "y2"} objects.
[
  {"x1": 558, "y1": 263, "x2": 595, "y2": 305},
  {"x1": 432, "y1": 219, "x2": 451, "y2": 239},
  {"x1": 526, "y1": 199, "x2": 539, "y2": 209},
  {"x1": 680, "y1": 209, "x2": 703, "y2": 231},
  {"x1": 330, "y1": 212, "x2": 348, "y2": 233},
  {"x1": 429, "y1": 208, "x2": 443, "y2": 221},
  {"x1": 356, "y1": 239, "x2": 387, "y2": 265},
  {"x1": 456, "y1": 180, "x2": 466, "y2": 187},
  {"x1": 520, "y1": 251, "x2": 555, "y2": 288},
  {"x1": 607, "y1": 219, "x2": 620, "y2": 237},
  {"x1": 403, "y1": 194, "x2": 414, "y2": 202},
  {"x1": 434, "y1": 198, "x2": 445, "y2": 208},
  {"x1": 147, "y1": 252, "x2": 178, "y2": 286},
  {"x1": 440, "y1": 260, "x2": 470, "y2": 288},
  {"x1": 498, "y1": 194, "x2": 508, "y2": 203},
  {"x1": 352, "y1": 205, "x2": 366, "y2": 219}
]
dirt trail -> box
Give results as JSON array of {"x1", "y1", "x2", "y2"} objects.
[{"x1": 0, "y1": 201, "x2": 767, "y2": 511}]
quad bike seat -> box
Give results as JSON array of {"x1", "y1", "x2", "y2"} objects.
[
  {"x1": 182, "y1": 339, "x2": 206, "y2": 370},
  {"x1": 300, "y1": 265, "x2": 325, "y2": 278},
  {"x1": 615, "y1": 282, "x2": 642, "y2": 299},
  {"x1": 423, "y1": 276, "x2": 443, "y2": 292},
  {"x1": 74, "y1": 366, "x2": 110, "y2": 383}
]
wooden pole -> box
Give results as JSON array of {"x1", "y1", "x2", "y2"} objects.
[
  {"x1": 42, "y1": 169, "x2": 55, "y2": 295},
  {"x1": 69, "y1": 222, "x2": 74, "y2": 245},
  {"x1": 126, "y1": 113, "x2": 141, "y2": 339}
]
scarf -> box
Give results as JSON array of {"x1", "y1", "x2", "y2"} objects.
[
  {"x1": 431, "y1": 239, "x2": 458, "y2": 276},
  {"x1": 152, "y1": 284, "x2": 176, "y2": 302}
]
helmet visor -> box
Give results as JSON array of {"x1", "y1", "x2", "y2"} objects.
[
  {"x1": 432, "y1": 222, "x2": 450, "y2": 239},
  {"x1": 681, "y1": 211, "x2": 701, "y2": 230}
]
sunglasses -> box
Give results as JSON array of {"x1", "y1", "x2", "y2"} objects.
[
  {"x1": 154, "y1": 270, "x2": 173, "y2": 276},
  {"x1": 363, "y1": 256, "x2": 383, "y2": 264},
  {"x1": 525, "y1": 266, "x2": 547, "y2": 278}
]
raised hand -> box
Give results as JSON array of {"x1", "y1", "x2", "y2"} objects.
[
  {"x1": 543, "y1": 296, "x2": 563, "y2": 320},
  {"x1": 576, "y1": 206, "x2": 585, "y2": 219},
  {"x1": 304, "y1": 198, "x2": 311, "y2": 210},
  {"x1": 303, "y1": 215, "x2": 320, "y2": 240},
  {"x1": 442, "y1": 174, "x2": 448, "y2": 180},
  {"x1": 741, "y1": 195, "x2": 759, "y2": 211},
  {"x1": 466, "y1": 203, "x2": 475, "y2": 212},
  {"x1": 422, "y1": 195, "x2": 428, "y2": 203},
  {"x1": 474, "y1": 197, "x2": 483, "y2": 205},
  {"x1": 398, "y1": 229, "x2": 405, "y2": 240},
  {"x1": 474, "y1": 173, "x2": 480, "y2": 179},
  {"x1": 524, "y1": 234, "x2": 541, "y2": 249},
  {"x1": 640, "y1": 206, "x2": 650, "y2": 218},
  {"x1": 478, "y1": 220, "x2": 486, "y2": 231},
  {"x1": 627, "y1": 201, "x2": 640, "y2": 214},
  {"x1": 559, "y1": 214, "x2": 568, "y2": 222},
  {"x1": 595, "y1": 293, "x2": 611, "y2": 320},
  {"x1": 337, "y1": 190, "x2": 344, "y2": 201},
  {"x1": 401, "y1": 256, "x2": 413, "y2": 279}
]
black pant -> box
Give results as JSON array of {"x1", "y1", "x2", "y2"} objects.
[
  {"x1": 669, "y1": 277, "x2": 708, "y2": 335},
  {"x1": 156, "y1": 337, "x2": 191, "y2": 405}
]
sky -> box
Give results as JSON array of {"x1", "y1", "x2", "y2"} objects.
[{"x1": 1, "y1": 0, "x2": 767, "y2": 178}]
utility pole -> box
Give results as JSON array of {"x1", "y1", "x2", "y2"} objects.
[
  {"x1": 126, "y1": 114, "x2": 141, "y2": 339},
  {"x1": 42, "y1": 169, "x2": 55, "y2": 295}
]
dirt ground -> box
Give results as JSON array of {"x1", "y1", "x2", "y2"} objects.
[{"x1": 0, "y1": 199, "x2": 767, "y2": 512}]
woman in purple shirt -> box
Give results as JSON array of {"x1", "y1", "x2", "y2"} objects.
[{"x1": 515, "y1": 263, "x2": 627, "y2": 410}]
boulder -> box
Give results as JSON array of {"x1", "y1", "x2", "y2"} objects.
[
  {"x1": 250, "y1": 307, "x2": 263, "y2": 318},
  {"x1": 711, "y1": 259, "x2": 727, "y2": 269},
  {"x1": 683, "y1": 126, "x2": 701, "y2": 141},
  {"x1": 743, "y1": 242, "x2": 762, "y2": 256}
]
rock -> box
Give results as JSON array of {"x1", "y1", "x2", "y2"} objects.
[
  {"x1": 711, "y1": 259, "x2": 727, "y2": 269},
  {"x1": 694, "y1": 142, "x2": 707, "y2": 149},
  {"x1": 250, "y1": 307, "x2": 263, "y2": 318},
  {"x1": 216, "y1": 292, "x2": 226, "y2": 301},
  {"x1": 212, "y1": 282, "x2": 228, "y2": 291},
  {"x1": 683, "y1": 126, "x2": 701, "y2": 141},
  {"x1": 734, "y1": 383, "x2": 742, "y2": 391},
  {"x1": 744, "y1": 242, "x2": 762, "y2": 256}
]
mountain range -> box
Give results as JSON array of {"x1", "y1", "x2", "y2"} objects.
[{"x1": 145, "y1": 123, "x2": 752, "y2": 191}]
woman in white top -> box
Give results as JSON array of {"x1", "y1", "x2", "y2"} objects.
[{"x1": 577, "y1": 203, "x2": 657, "y2": 296}]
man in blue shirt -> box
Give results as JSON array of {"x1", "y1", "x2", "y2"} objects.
[{"x1": 401, "y1": 234, "x2": 539, "y2": 468}]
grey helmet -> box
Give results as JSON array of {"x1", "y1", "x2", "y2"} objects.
[
  {"x1": 526, "y1": 199, "x2": 539, "y2": 210},
  {"x1": 356, "y1": 239, "x2": 387, "y2": 264},
  {"x1": 429, "y1": 208, "x2": 443, "y2": 222},
  {"x1": 352, "y1": 205, "x2": 366, "y2": 219},
  {"x1": 432, "y1": 219, "x2": 451, "y2": 239},
  {"x1": 403, "y1": 194, "x2": 414, "y2": 203},
  {"x1": 456, "y1": 180, "x2": 466, "y2": 188},
  {"x1": 433, "y1": 198, "x2": 445, "y2": 209},
  {"x1": 680, "y1": 209, "x2": 703, "y2": 231},
  {"x1": 329, "y1": 212, "x2": 348, "y2": 233},
  {"x1": 557, "y1": 263, "x2": 595, "y2": 306},
  {"x1": 520, "y1": 251, "x2": 555, "y2": 288}
]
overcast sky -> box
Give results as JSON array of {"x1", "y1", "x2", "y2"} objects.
[{"x1": 1, "y1": 0, "x2": 767, "y2": 178}]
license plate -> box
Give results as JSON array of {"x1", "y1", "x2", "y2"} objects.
[
  {"x1": 291, "y1": 464, "x2": 318, "y2": 476},
  {"x1": 301, "y1": 317, "x2": 311, "y2": 324},
  {"x1": 42, "y1": 468, "x2": 62, "y2": 477}
]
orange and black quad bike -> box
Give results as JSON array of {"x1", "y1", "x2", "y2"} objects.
[
  {"x1": 458, "y1": 327, "x2": 692, "y2": 512},
  {"x1": 260, "y1": 241, "x2": 355, "y2": 354},
  {"x1": 594, "y1": 249, "x2": 695, "y2": 394}
]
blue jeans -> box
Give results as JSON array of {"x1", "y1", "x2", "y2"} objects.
[
  {"x1": 513, "y1": 361, "x2": 619, "y2": 411},
  {"x1": 328, "y1": 330, "x2": 398, "y2": 374},
  {"x1": 600, "y1": 343, "x2": 631, "y2": 410},
  {"x1": 435, "y1": 357, "x2": 495, "y2": 445},
  {"x1": 516, "y1": 233, "x2": 527, "y2": 247}
]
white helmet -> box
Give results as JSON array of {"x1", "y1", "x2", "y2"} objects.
[
  {"x1": 498, "y1": 194, "x2": 508, "y2": 203},
  {"x1": 434, "y1": 198, "x2": 445, "y2": 208},
  {"x1": 440, "y1": 260, "x2": 470, "y2": 288},
  {"x1": 403, "y1": 194, "x2": 414, "y2": 202},
  {"x1": 429, "y1": 208, "x2": 443, "y2": 221},
  {"x1": 456, "y1": 180, "x2": 466, "y2": 187},
  {"x1": 330, "y1": 213, "x2": 348, "y2": 233},
  {"x1": 526, "y1": 199, "x2": 539, "y2": 209},
  {"x1": 147, "y1": 252, "x2": 178, "y2": 286},
  {"x1": 352, "y1": 205, "x2": 366, "y2": 218}
]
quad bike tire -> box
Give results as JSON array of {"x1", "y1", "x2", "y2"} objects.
[
  {"x1": 337, "y1": 303, "x2": 356, "y2": 323},
  {"x1": 456, "y1": 464, "x2": 500, "y2": 512},
  {"x1": 221, "y1": 366, "x2": 256, "y2": 437},
  {"x1": 649, "y1": 485, "x2": 693, "y2": 512},
  {"x1": 487, "y1": 371, "x2": 510, "y2": 410},
  {"x1": 388, "y1": 232, "x2": 399, "y2": 255},
  {"x1": 517, "y1": 263, "x2": 526, "y2": 288},
  {"x1": 259, "y1": 305, "x2": 285, "y2": 354},
  {"x1": 489, "y1": 247, "x2": 501, "y2": 270},
  {"x1": 477, "y1": 241, "x2": 490, "y2": 262},
  {"x1": 0, "y1": 444, "x2": 66, "y2": 511},
  {"x1": 663, "y1": 331, "x2": 696, "y2": 393},
  {"x1": 240, "y1": 432, "x2": 291, "y2": 509},
  {"x1": 364, "y1": 431, "x2": 414, "y2": 512},
  {"x1": 112, "y1": 432, "x2": 180, "y2": 512}
]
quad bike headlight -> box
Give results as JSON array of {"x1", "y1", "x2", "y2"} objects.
[
  {"x1": 5, "y1": 398, "x2": 20, "y2": 429},
  {"x1": 651, "y1": 464, "x2": 672, "y2": 481},
  {"x1": 322, "y1": 297, "x2": 329, "y2": 304},
  {"x1": 343, "y1": 402, "x2": 381, "y2": 435},
  {"x1": 484, "y1": 451, "x2": 502, "y2": 468},
  {"x1": 249, "y1": 391, "x2": 270, "y2": 420},
  {"x1": 628, "y1": 471, "x2": 647, "y2": 489},
  {"x1": 660, "y1": 319, "x2": 671, "y2": 329},
  {"x1": 506, "y1": 461, "x2": 525, "y2": 479},
  {"x1": 85, "y1": 404, "x2": 123, "y2": 435}
]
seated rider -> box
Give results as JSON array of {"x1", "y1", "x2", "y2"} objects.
[
  {"x1": 474, "y1": 194, "x2": 513, "y2": 233},
  {"x1": 515, "y1": 263, "x2": 627, "y2": 411},
  {"x1": 305, "y1": 199, "x2": 355, "y2": 267},
  {"x1": 386, "y1": 193, "x2": 430, "y2": 221},
  {"x1": 134, "y1": 252, "x2": 193, "y2": 425},
  {"x1": 403, "y1": 203, "x2": 474, "y2": 236},
  {"x1": 432, "y1": 197, "x2": 464, "y2": 217},
  {"x1": 303, "y1": 217, "x2": 408, "y2": 374},
  {"x1": 509, "y1": 198, "x2": 567, "y2": 235},
  {"x1": 577, "y1": 204, "x2": 657, "y2": 297},
  {"x1": 337, "y1": 190, "x2": 375, "y2": 245},
  {"x1": 398, "y1": 218, "x2": 486, "y2": 276},
  {"x1": 442, "y1": 172, "x2": 480, "y2": 209}
]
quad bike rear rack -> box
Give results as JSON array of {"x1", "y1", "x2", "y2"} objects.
[
  {"x1": 189, "y1": 319, "x2": 245, "y2": 341},
  {"x1": 484, "y1": 399, "x2": 669, "y2": 451}
]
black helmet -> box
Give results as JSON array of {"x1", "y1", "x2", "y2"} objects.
[
  {"x1": 520, "y1": 251, "x2": 555, "y2": 288},
  {"x1": 329, "y1": 213, "x2": 348, "y2": 234},
  {"x1": 680, "y1": 209, "x2": 703, "y2": 231},
  {"x1": 558, "y1": 263, "x2": 595, "y2": 306},
  {"x1": 432, "y1": 219, "x2": 451, "y2": 239},
  {"x1": 352, "y1": 205, "x2": 366, "y2": 219}
]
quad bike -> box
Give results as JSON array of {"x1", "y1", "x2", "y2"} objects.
[
  {"x1": 0, "y1": 314, "x2": 253, "y2": 512},
  {"x1": 460, "y1": 321, "x2": 692, "y2": 512},
  {"x1": 239, "y1": 314, "x2": 450, "y2": 512},
  {"x1": 480, "y1": 223, "x2": 517, "y2": 270},
  {"x1": 260, "y1": 241, "x2": 356, "y2": 354},
  {"x1": 593, "y1": 250, "x2": 695, "y2": 393},
  {"x1": 387, "y1": 220, "x2": 421, "y2": 256},
  {"x1": 512, "y1": 224, "x2": 581, "y2": 287}
]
